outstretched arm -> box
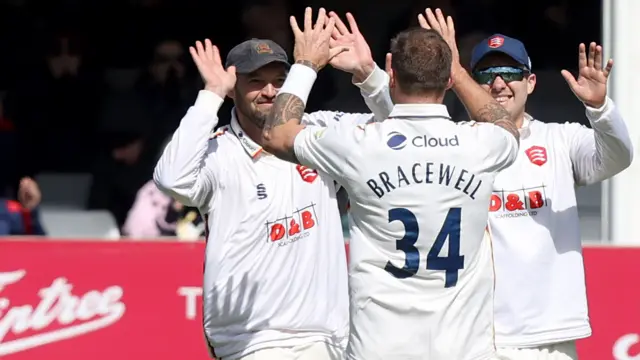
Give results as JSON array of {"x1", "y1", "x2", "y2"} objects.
[
  {"x1": 418, "y1": 8, "x2": 519, "y2": 142},
  {"x1": 262, "y1": 7, "x2": 340, "y2": 163}
]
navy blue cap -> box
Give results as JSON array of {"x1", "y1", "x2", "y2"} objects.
[
  {"x1": 225, "y1": 39, "x2": 290, "y2": 74},
  {"x1": 470, "y1": 34, "x2": 531, "y2": 71}
]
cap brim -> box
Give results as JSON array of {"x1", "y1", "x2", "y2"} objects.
[
  {"x1": 234, "y1": 58, "x2": 291, "y2": 74},
  {"x1": 473, "y1": 49, "x2": 530, "y2": 71}
]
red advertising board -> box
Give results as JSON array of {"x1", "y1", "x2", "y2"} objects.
[{"x1": 0, "y1": 239, "x2": 638, "y2": 360}]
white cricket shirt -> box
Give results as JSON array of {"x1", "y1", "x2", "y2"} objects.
[
  {"x1": 294, "y1": 104, "x2": 519, "y2": 360},
  {"x1": 153, "y1": 67, "x2": 393, "y2": 360},
  {"x1": 487, "y1": 98, "x2": 633, "y2": 347}
]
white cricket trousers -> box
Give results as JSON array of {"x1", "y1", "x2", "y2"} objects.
[
  {"x1": 235, "y1": 341, "x2": 344, "y2": 360},
  {"x1": 497, "y1": 341, "x2": 578, "y2": 360}
]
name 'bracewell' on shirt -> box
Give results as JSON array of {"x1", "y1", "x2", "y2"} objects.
[{"x1": 366, "y1": 162, "x2": 483, "y2": 199}]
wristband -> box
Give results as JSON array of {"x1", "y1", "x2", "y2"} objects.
[{"x1": 278, "y1": 64, "x2": 318, "y2": 105}]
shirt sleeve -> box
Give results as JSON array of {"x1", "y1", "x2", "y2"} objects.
[
  {"x1": 564, "y1": 98, "x2": 634, "y2": 185},
  {"x1": 153, "y1": 90, "x2": 223, "y2": 208},
  {"x1": 302, "y1": 65, "x2": 392, "y2": 128},
  {"x1": 293, "y1": 125, "x2": 358, "y2": 184},
  {"x1": 473, "y1": 123, "x2": 520, "y2": 174}
]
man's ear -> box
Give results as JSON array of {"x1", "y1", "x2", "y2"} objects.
[
  {"x1": 445, "y1": 75, "x2": 454, "y2": 91},
  {"x1": 228, "y1": 87, "x2": 236, "y2": 100},
  {"x1": 526, "y1": 73, "x2": 536, "y2": 95}
]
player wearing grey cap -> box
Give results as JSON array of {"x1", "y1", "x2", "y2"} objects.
[
  {"x1": 470, "y1": 34, "x2": 633, "y2": 359},
  {"x1": 154, "y1": 11, "x2": 393, "y2": 360}
]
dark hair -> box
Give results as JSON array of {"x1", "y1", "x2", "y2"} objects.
[{"x1": 390, "y1": 27, "x2": 452, "y2": 95}]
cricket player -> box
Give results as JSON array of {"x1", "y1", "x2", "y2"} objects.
[
  {"x1": 153, "y1": 11, "x2": 394, "y2": 360},
  {"x1": 469, "y1": 34, "x2": 633, "y2": 359},
  {"x1": 262, "y1": 8, "x2": 519, "y2": 360}
]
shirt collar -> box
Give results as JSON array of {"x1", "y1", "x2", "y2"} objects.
[
  {"x1": 388, "y1": 103, "x2": 451, "y2": 120},
  {"x1": 519, "y1": 113, "x2": 533, "y2": 139},
  {"x1": 230, "y1": 109, "x2": 263, "y2": 159}
]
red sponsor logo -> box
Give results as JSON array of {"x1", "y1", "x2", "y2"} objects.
[
  {"x1": 296, "y1": 165, "x2": 318, "y2": 183},
  {"x1": 488, "y1": 36, "x2": 504, "y2": 48},
  {"x1": 525, "y1": 146, "x2": 547, "y2": 166},
  {"x1": 255, "y1": 43, "x2": 273, "y2": 54},
  {"x1": 489, "y1": 186, "x2": 547, "y2": 216},
  {"x1": 266, "y1": 203, "x2": 318, "y2": 246}
]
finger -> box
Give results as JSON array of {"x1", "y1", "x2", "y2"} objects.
[
  {"x1": 329, "y1": 46, "x2": 350, "y2": 60},
  {"x1": 578, "y1": 43, "x2": 587, "y2": 69},
  {"x1": 212, "y1": 45, "x2": 222, "y2": 65},
  {"x1": 189, "y1": 46, "x2": 203, "y2": 68},
  {"x1": 330, "y1": 11, "x2": 349, "y2": 36},
  {"x1": 346, "y1": 13, "x2": 360, "y2": 35},
  {"x1": 322, "y1": 17, "x2": 336, "y2": 39},
  {"x1": 425, "y1": 8, "x2": 441, "y2": 32},
  {"x1": 418, "y1": 14, "x2": 429, "y2": 29},
  {"x1": 290, "y1": 15, "x2": 303, "y2": 37},
  {"x1": 594, "y1": 44, "x2": 603, "y2": 69},
  {"x1": 561, "y1": 69, "x2": 579, "y2": 90},
  {"x1": 195, "y1": 41, "x2": 205, "y2": 57},
  {"x1": 446, "y1": 15, "x2": 455, "y2": 37},
  {"x1": 435, "y1": 8, "x2": 448, "y2": 32},
  {"x1": 587, "y1": 42, "x2": 596, "y2": 68},
  {"x1": 603, "y1": 59, "x2": 614, "y2": 78},
  {"x1": 226, "y1": 65, "x2": 236, "y2": 78},
  {"x1": 304, "y1": 7, "x2": 313, "y2": 32},
  {"x1": 385, "y1": 52, "x2": 392, "y2": 74},
  {"x1": 204, "y1": 39, "x2": 214, "y2": 60},
  {"x1": 331, "y1": 25, "x2": 341, "y2": 40},
  {"x1": 315, "y1": 8, "x2": 327, "y2": 32}
]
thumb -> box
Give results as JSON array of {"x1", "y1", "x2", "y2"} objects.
[
  {"x1": 329, "y1": 46, "x2": 350, "y2": 59},
  {"x1": 385, "y1": 53, "x2": 392, "y2": 74},
  {"x1": 561, "y1": 69, "x2": 578, "y2": 89}
]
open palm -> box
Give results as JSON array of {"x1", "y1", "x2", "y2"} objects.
[
  {"x1": 561, "y1": 42, "x2": 613, "y2": 108},
  {"x1": 189, "y1": 39, "x2": 236, "y2": 98},
  {"x1": 328, "y1": 12, "x2": 375, "y2": 80}
]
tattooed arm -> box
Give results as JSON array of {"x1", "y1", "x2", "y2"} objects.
[
  {"x1": 452, "y1": 70, "x2": 520, "y2": 143},
  {"x1": 262, "y1": 61, "x2": 317, "y2": 164}
]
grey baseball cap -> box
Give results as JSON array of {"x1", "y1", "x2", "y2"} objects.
[{"x1": 225, "y1": 39, "x2": 290, "y2": 74}]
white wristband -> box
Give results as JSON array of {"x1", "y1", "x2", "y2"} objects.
[{"x1": 278, "y1": 64, "x2": 318, "y2": 105}]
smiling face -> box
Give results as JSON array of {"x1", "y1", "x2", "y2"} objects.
[
  {"x1": 229, "y1": 62, "x2": 288, "y2": 129},
  {"x1": 474, "y1": 53, "x2": 536, "y2": 124}
]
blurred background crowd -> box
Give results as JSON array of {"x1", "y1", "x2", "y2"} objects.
[{"x1": 0, "y1": 0, "x2": 601, "y2": 239}]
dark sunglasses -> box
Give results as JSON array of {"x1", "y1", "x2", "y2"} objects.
[{"x1": 472, "y1": 66, "x2": 530, "y2": 85}]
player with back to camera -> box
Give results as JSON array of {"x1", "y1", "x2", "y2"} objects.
[
  {"x1": 154, "y1": 10, "x2": 395, "y2": 360},
  {"x1": 262, "y1": 8, "x2": 520, "y2": 360},
  {"x1": 467, "y1": 31, "x2": 632, "y2": 359}
]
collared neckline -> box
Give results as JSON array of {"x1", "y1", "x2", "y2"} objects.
[
  {"x1": 229, "y1": 109, "x2": 263, "y2": 159},
  {"x1": 519, "y1": 113, "x2": 533, "y2": 139},
  {"x1": 388, "y1": 103, "x2": 451, "y2": 120}
]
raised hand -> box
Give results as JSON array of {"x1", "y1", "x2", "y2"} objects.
[
  {"x1": 189, "y1": 39, "x2": 236, "y2": 98},
  {"x1": 418, "y1": 8, "x2": 462, "y2": 76},
  {"x1": 290, "y1": 7, "x2": 344, "y2": 72},
  {"x1": 328, "y1": 12, "x2": 374, "y2": 82},
  {"x1": 561, "y1": 42, "x2": 613, "y2": 108}
]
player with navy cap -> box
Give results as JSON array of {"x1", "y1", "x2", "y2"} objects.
[
  {"x1": 470, "y1": 34, "x2": 633, "y2": 359},
  {"x1": 154, "y1": 10, "x2": 394, "y2": 360}
]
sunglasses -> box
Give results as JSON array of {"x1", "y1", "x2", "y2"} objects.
[{"x1": 472, "y1": 66, "x2": 529, "y2": 85}]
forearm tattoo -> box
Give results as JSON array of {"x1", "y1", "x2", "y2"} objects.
[
  {"x1": 477, "y1": 103, "x2": 520, "y2": 142},
  {"x1": 295, "y1": 59, "x2": 319, "y2": 72},
  {"x1": 264, "y1": 93, "x2": 305, "y2": 131}
]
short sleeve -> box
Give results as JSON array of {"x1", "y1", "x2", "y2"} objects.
[
  {"x1": 473, "y1": 123, "x2": 519, "y2": 173},
  {"x1": 293, "y1": 125, "x2": 356, "y2": 182}
]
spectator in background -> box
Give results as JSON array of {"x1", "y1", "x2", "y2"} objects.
[
  {"x1": 6, "y1": 31, "x2": 98, "y2": 177},
  {"x1": 0, "y1": 177, "x2": 46, "y2": 236},
  {"x1": 89, "y1": 37, "x2": 197, "y2": 228}
]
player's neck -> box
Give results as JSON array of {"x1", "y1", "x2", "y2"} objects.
[
  {"x1": 394, "y1": 93, "x2": 444, "y2": 105},
  {"x1": 235, "y1": 112, "x2": 265, "y2": 146},
  {"x1": 513, "y1": 111, "x2": 526, "y2": 128}
]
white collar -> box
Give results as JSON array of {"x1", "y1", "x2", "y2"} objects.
[
  {"x1": 388, "y1": 103, "x2": 451, "y2": 120},
  {"x1": 229, "y1": 109, "x2": 263, "y2": 159}
]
